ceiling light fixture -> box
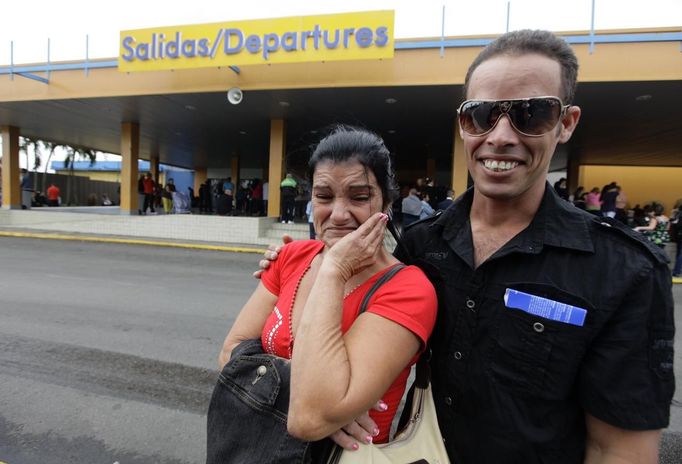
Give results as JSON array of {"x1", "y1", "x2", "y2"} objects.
[
  {"x1": 239, "y1": 130, "x2": 247, "y2": 135},
  {"x1": 387, "y1": 129, "x2": 396, "y2": 134},
  {"x1": 385, "y1": 98, "x2": 398, "y2": 104}
]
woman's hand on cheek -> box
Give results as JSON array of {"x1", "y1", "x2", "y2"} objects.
[{"x1": 323, "y1": 212, "x2": 388, "y2": 280}]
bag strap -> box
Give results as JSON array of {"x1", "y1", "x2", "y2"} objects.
[
  {"x1": 358, "y1": 262, "x2": 431, "y2": 389},
  {"x1": 357, "y1": 263, "x2": 406, "y2": 315}
]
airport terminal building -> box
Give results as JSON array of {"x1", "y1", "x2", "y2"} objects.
[{"x1": 1, "y1": 10, "x2": 681, "y2": 217}]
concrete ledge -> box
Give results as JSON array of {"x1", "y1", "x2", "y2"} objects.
[{"x1": 0, "y1": 210, "x2": 277, "y2": 245}]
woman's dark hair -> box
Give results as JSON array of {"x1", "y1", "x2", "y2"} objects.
[{"x1": 308, "y1": 126, "x2": 399, "y2": 208}]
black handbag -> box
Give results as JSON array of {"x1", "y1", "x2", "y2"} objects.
[{"x1": 206, "y1": 264, "x2": 405, "y2": 464}]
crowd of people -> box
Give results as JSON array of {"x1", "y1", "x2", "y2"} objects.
[
  {"x1": 553, "y1": 179, "x2": 681, "y2": 273},
  {"x1": 137, "y1": 172, "x2": 191, "y2": 215},
  {"x1": 197, "y1": 177, "x2": 267, "y2": 217}
]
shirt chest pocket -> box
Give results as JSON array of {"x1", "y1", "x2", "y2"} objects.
[{"x1": 489, "y1": 282, "x2": 595, "y2": 400}]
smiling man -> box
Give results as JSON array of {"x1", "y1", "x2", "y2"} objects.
[{"x1": 395, "y1": 29, "x2": 675, "y2": 463}]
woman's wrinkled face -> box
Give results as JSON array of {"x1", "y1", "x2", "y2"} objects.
[{"x1": 312, "y1": 160, "x2": 384, "y2": 248}]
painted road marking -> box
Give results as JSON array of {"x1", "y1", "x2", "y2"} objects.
[{"x1": 0, "y1": 231, "x2": 266, "y2": 254}]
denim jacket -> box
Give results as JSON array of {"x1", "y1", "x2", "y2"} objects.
[{"x1": 206, "y1": 339, "x2": 330, "y2": 464}]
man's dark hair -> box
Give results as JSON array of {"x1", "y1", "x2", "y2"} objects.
[
  {"x1": 308, "y1": 126, "x2": 399, "y2": 209},
  {"x1": 463, "y1": 29, "x2": 579, "y2": 104}
]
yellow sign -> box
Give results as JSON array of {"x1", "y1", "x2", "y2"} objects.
[{"x1": 119, "y1": 10, "x2": 394, "y2": 72}]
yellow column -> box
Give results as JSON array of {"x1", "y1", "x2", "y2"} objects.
[
  {"x1": 194, "y1": 167, "x2": 207, "y2": 193},
  {"x1": 267, "y1": 119, "x2": 286, "y2": 218},
  {"x1": 451, "y1": 120, "x2": 468, "y2": 198},
  {"x1": 1, "y1": 126, "x2": 21, "y2": 209},
  {"x1": 231, "y1": 156, "x2": 240, "y2": 192},
  {"x1": 120, "y1": 122, "x2": 140, "y2": 215}
]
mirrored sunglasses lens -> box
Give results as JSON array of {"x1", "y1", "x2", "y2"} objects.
[
  {"x1": 460, "y1": 101, "x2": 498, "y2": 135},
  {"x1": 510, "y1": 98, "x2": 562, "y2": 135}
]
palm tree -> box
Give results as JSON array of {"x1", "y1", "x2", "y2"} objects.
[
  {"x1": 18, "y1": 136, "x2": 41, "y2": 190},
  {"x1": 63, "y1": 146, "x2": 97, "y2": 206},
  {"x1": 40, "y1": 141, "x2": 64, "y2": 193}
]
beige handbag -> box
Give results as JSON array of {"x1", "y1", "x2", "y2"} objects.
[{"x1": 327, "y1": 355, "x2": 451, "y2": 464}]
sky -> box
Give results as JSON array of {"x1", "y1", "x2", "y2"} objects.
[
  {"x1": 1, "y1": 0, "x2": 680, "y2": 65},
  {"x1": 1, "y1": 0, "x2": 680, "y2": 170}
]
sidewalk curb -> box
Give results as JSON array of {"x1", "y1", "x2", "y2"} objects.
[{"x1": 0, "y1": 231, "x2": 267, "y2": 254}]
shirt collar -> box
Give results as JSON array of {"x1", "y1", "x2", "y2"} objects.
[{"x1": 434, "y1": 182, "x2": 594, "y2": 258}]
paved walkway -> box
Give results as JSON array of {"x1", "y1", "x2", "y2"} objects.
[{"x1": 0, "y1": 208, "x2": 299, "y2": 254}]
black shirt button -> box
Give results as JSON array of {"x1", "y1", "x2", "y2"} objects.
[
  {"x1": 466, "y1": 299, "x2": 475, "y2": 310},
  {"x1": 533, "y1": 322, "x2": 545, "y2": 333},
  {"x1": 454, "y1": 351, "x2": 463, "y2": 360},
  {"x1": 444, "y1": 396, "x2": 453, "y2": 406}
]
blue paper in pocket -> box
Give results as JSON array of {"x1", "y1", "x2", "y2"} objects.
[{"x1": 504, "y1": 288, "x2": 587, "y2": 327}]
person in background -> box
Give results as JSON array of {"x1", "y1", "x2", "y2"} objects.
[
  {"x1": 199, "y1": 179, "x2": 212, "y2": 213},
  {"x1": 262, "y1": 180, "x2": 269, "y2": 216},
  {"x1": 141, "y1": 172, "x2": 156, "y2": 214},
  {"x1": 634, "y1": 202, "x2": 670, "y2": 249},
  {"x1": 615, "y1": 185, "x2": 628, "y2": 224},
  {"x1": 20, "y1": 168, "x2": 32, "y2": 209},
  {"x1": 401, "y1": 188, "x2": 422, "y2": 227},
  {"x1": 600, "y1": 181, "x2": 619, "y2": 218},
  {"x1": 437, "y1": 189, "x2": 455, "y2": 211},
  {"x1": 251, "y1": 178, "x2": 263, "y2": 216},
  {"x1": 305, "y1": 199, "x2": 315, "y2": 239},
  {"x1": 419, "y1": 192, "x2": 435, "y2": 219},
  {"x1": 571, "y1": 185, "x2": 586, "y2": 210},
  {"x1": 162, "y1": 184, "x2": 173, "y2": 214},
  {"x1": 584, "y1": 186, "x2": 601, "y2": 215},
  {"x1": 670, "y1": 198, "x2": 682, "y2": 277},
  {"x1": 222, "y1": 177, "x2": 234, "y2": 196},
  {"x1": 553, "y1": 177, "x2": 568, "y2": 200},
  {"x1": 280, "y1": 173, "x2": 298, "y2": 224},
  {"x1": 46, "y1": 183, "x2": 60, "y2": 207},
  {"x1": 137, "y1": 174, "x2": 145, "y2": 215}
]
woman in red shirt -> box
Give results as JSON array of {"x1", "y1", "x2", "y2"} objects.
[{"x1": 219, "y1": 127, "x2": 437, "y2": 450}]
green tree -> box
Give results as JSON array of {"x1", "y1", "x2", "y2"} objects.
[{"x1": 18, "y1": 136, "x2": 41, "y2": 190}]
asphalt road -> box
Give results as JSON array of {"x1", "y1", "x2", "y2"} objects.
[
  {"x1": 0, "y1": 237, "x2": 259, "y2": 464},
  {"x1": 0, "y1": 236, "x2": 680, "y2": 463}
]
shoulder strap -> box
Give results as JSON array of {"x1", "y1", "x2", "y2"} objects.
[
  {"x1": 358, "y1": 263, "x2": 431, "y2": 388},
  {"x1": 358, "y1": 264, "x2": 406, "y2": 315}
]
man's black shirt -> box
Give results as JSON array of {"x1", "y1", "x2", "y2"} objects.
[{"x1": 395, "y1": 185, "x2": 675, "y2": 464}]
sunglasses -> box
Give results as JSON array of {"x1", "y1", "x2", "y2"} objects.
[{"x1": 457, "y1": 96, "x2": 570, "y2": 137}]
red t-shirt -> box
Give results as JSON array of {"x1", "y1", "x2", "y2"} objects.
[
  {"x1": 47, "y1": 185, "x2": 60, "y2": 201},
  {"x1": 260, "y1": 240, "x2": 437, "y2": 443},
  {"x1": 142, "y1": 177, "x2": 155, "y2": 194}
]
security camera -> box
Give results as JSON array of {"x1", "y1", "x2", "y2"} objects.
[{"x1": 227, "y1": 87, "x2": 243, "y2": 105}]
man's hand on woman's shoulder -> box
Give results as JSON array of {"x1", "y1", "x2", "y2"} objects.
[{"x1": 253, "y1": 234, "x2": 293, "y2": 278}]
